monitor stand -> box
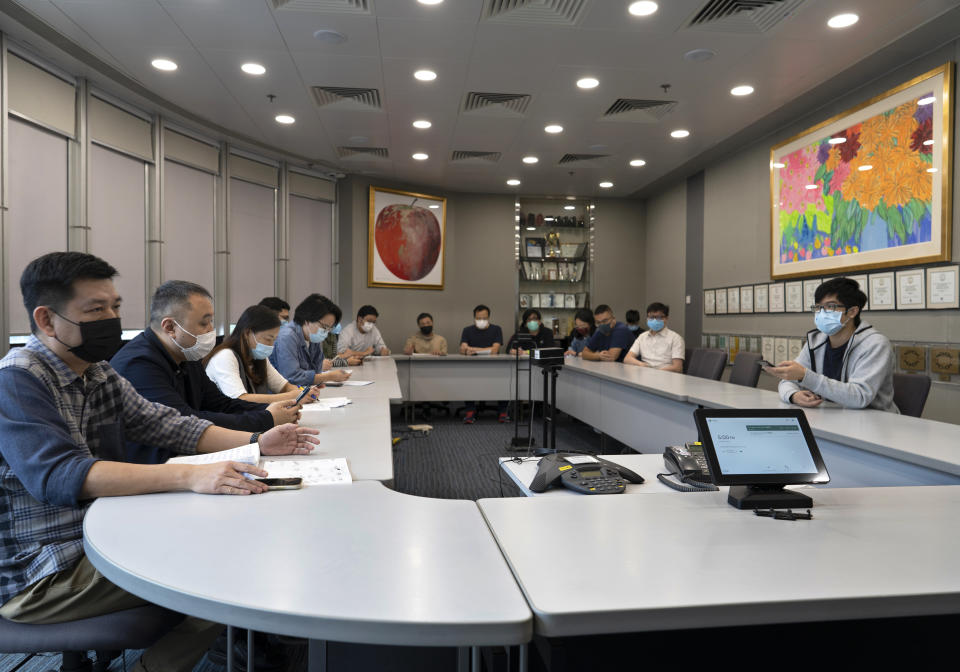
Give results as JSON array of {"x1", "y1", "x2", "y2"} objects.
[{"x1": 727, "y1": 485, "x2": 813, "y2": 510}]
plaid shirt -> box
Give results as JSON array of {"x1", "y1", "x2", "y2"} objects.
[{"x1": 0, "y1": 336, "x2": 212, "y2": 604}]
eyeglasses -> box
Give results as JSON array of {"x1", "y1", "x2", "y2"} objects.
[
  {"x1": 316, "y1": 320, "x2": 336, "y2": 330},
  {"x1": 809, "y1": 303, "x2": 846, "y2": 314}
]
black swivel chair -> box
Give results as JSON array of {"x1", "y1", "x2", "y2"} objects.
[
  {"x1": 892, "y1": 373, "x2": 932, "y2": 418},
  {"x1": 729, "y1": 352, "x2": 763, "y2": 388},
  {"x1": 687, "y1": 348, "x2": 727, "y2": 381},
  {"x1": 0, "y1": 604, "x2": 184, "y2": 672},
  {"x1": 683, "y1": 348, "x2": 692, "y2": 374}
]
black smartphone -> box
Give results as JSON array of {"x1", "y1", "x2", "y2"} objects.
[
  {"x1": 293, "y1": 386, "x2": 311, "y2": 405},
  {"x1": 255, "y1": 477, "x2": 302, "y2": 490},
  {"x1": 758, "y1": 359, "x2": 775, "y2": 368}
]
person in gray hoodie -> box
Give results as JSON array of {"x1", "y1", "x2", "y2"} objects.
[{"x1": 766, "y1": 277, "x2": 897, "y2": 412}]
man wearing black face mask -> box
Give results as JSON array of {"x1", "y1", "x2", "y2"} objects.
[{"x1": 402, "y1": 312, "x2": 448, "y2": 356}]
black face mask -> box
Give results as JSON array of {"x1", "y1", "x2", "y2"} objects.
[
  {"x1": 420, "y1": 325, "x2": 433, "y2": 336},
  {"x1": 53, "y1": 313, "x2": 123, "y2": 363}
]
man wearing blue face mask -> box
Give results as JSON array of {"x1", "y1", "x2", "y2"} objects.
[
  {"x1": 269, "y1": 293, "x2": 352, "y2": 387},
  {"x1": 767, "y1": 277, "x2": 897, "y2": 411},
  {"x1": 623, "y1": 302, "x2": 684, "y2": 372}
]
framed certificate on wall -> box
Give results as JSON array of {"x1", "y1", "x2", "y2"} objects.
[
  {"x1": 785, "y1": 281, "x2": 804, "y2": 313},
  {"x1": 768, "y1": 283, "x2": 785, "y2": 312},
  {"x1": 848, "y1": 274, "x2": 869, "y2": 309},
  {"x1": 754, "y1": 284, "x2": 769, "y2": 312},
  {"x1": 869, "y1": 272, "x2": 895, "y2": 310},
  {"x1": 704, "y1": 289, "x2": 716, "y2": 314},
  {"x1": 716, "y1": 288, "x2": 728, "y2": 314},
  {"x1": 895, "y1": 269, "x2": 926, "y2": 309},
  {"x1": 727, "y1": 287, "x2": 740, "y2": 314},
  {"x1": 740, "y1": 286, "x2": 754, "y2": 313},
  {"x1": 927, "y1": 265, "x2": 959, "y2": 309}
]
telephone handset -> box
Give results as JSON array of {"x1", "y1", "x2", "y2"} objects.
[{"x1": 659, "y1": 442, "x2": 718, "y2": 492}]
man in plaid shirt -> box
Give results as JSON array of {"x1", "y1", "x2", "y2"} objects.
[{"x1": 0, "y1": 252, "x2": 320, "y2": 672}]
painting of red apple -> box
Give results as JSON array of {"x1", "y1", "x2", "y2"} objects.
[{"x1": 369, "y1": 187, "x2": 446, "y2": 289}]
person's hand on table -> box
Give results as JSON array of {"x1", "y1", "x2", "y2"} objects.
[
  {"x1": 267, "y1": 399, "x2": 301, "y2": 425},
  {"x1": 346, "y1": 356, "x2": 363, "y2": 366},
  {"x1": 299, "y1": 385, "x2": 324, "y2": 404},
  {"x1": 324, "y1": 369, "x2": 351, "y2": 382},
  {"x1": 362, "y1": 347, "x2": 375, "y2": 357},
  {"x1": 189, "y1": 461, "x2": 268, "y2": 495},
  {"x1": 598, "y1": 350, "x2": 617, "y2": 362},
  {"x1": 322, "y1": 359, "x2": 333, "y2": 371},
  {"x1": 379, "y1": 347, "x2": 391, "y2": 355},
  {"x1": 765, "y1": 360, "x2": 806, "y2": 382},
  {"x1": 258, "y1": 423, "x2": 320, "y2": 455},
  {"x1": 789, "y1": 390, "x2": 823, "y2": 407}
]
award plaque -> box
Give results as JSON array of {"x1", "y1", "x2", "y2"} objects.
[{"x1": 897, "y1": 345, "x2": 926, "y2": 372}]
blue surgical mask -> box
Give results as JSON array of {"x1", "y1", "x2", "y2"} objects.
[
  {"x1": 332, "y1": 323, "x2": 342, "y2": 335},
  {"x1": 309, "y1": 326, "x2": 329, "y2": 343},
  {"x1": 251, "y1": 339, "x2": 274, "y2": 360},
  {"x1": 647, "y1": 318, "x2": 664, "y2": 332},
  {"x1": 628, "y1": 324, "x2": 640, "y2": 332},
  {"x1": 815, "y1": 309, "x2": 845, "y2": 335}
]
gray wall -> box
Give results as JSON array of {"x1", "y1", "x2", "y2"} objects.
[
  {"x1": 643, "y1": 181, "x2": 687, "y2": 336},
  {"x1": 592, "y1": 198, "x2": 646, "y2": 320}
]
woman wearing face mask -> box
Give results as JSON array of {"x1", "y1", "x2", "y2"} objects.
[
  {"x1": 508, "y1": 308, "x2": 555, "y2": 355},
  {"x1": 564, "y1": 309, "x2": 595, "y2": 357},
  {"x1": 205, "y1": 305, "x2": 322, "y2": 403},
  {"x1": 270, "y1": 293, "x2": 352, "y2": 386}
]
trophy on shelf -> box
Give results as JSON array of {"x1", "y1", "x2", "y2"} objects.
[{"x1": 545, "y1": 230, "x2": 562, "y2": 258}]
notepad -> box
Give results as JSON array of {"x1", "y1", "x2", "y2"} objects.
[
  {"x1": 342, "y1": 380, "x2": 373, "y2": 386},
  {"x1": 261, "y1": 458, "x2": 352, "y2": 485},
  {"x1": 166, "y1": 443, "x2": 260, "y2": 477}
]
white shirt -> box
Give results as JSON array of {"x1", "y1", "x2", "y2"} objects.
[
  {"x1": 337, "y1": 322, "x2": 388, "y2": 354},
  {"x1": 205, "y1": 348, "x2": 289, "y2": 398},
  {"x1": 628, "y1": 327, "x2": 685, "y2": 369}
]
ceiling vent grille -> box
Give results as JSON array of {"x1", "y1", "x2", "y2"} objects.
[
  {"x1": 482, "y1": 0, "x2": 587, "y2": 26},
  {"x1": 451, "y1": 150, "x2": 502, "y2": 163},
  {"x1": 462, "y1": 92, "x2": 532, "y2": 117},
  {"x1": 558, "y1": 154, "x2": 609, "y2": 165},
  {"x1": 272, "y1": 0, "x2": 371, "y2": 14},
  {"x1": 312, "y1": 86, "x2": 382, "y2": 110},
  {"x1": 684, "y1": 0, "x2": 805, "y2": 33},
  {"x1": 600, "y1": 98, "x2": 677, "y2": 123},
  {"x1": 336, "y1": 146, "x2": 389, "y2": 159}
]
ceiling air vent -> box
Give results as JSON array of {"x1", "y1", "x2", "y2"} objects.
[
  {"x1": 684, "y1": 0, "x2": 806, "y2": 33},
  {"x1": 558, "y1": 154, "x2": 609, "y2": 165},
  {"x1": 272, "y1": 0, "x2": 371, "y2": 13},
  {"x1": 462, "y1": 92, "x2": 531, "y2": 117},
  {"x1": 600, "y1": 98, "x2": 677, "y2": 123},
  {"x1": 336, "y1": 146, "x2": 389, "y2": 159},
  {"x1": 451, "y1": 151, "x2": 502, "y2": 163},
  {"x1": 312, "y1": 87, "x2": 382, "y2": 110},
  {"x1": 482, "y1": 0, "x2": 587, "y2": 26}
]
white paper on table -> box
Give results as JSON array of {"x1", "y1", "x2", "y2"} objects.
[
  {"x1": 312, "y1": 396, "x2": 352, "y2": 408},
  {"x1": 261, "y1": 458, "x2": 352, "y2": 485},
  {"x1": 563, "y1": 455, "x2": 599, "y2": 464},
  {"x1": 341, "y1": 380, "x2": 373, "y2": 386},
  {"x1": 167, "y1": 443, "x2": 258, "y2": 467}
]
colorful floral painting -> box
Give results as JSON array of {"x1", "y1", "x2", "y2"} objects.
[{"x1": 771, "y1": 64, "x2": 952, "y2": 278}]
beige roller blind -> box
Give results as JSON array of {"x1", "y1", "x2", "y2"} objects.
[
  {"x1": 229, "y1": 154, "x2": 278, "y2": 188},
  {"x1": 163, "y1": 160, "x2": 215, "y2": 292},
  {"x1": 7, "y1": 53, "x2": 76, "y2": 137},
  {"x1": 289, "y1": 172, "x2": 335, "y2": 202},
  {"x1": 228, "y1": 178, "x2": 275, "y2": 323},
  {"x1": 88, "y1": 96, "x2": 153, "y2": 161},
  {"x1": 288, "y1": 195, "x2": 332, "y2": 303},
  {"x1": 164, "y1": 129, "x2": 219, "y2": 174}
]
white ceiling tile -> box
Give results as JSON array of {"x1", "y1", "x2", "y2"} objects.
[{"x1": 159, "y1": 0, "x2": 286, "y2": 51}]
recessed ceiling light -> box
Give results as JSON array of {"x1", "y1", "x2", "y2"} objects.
[
  {"x1": 923, "y1": 139, "x2": 934, "y2": 146},
  {"x1": 313, "y1": 29, "x2": 347, "y2": 44},
  {"x1": 522, "y1": 156, "x2": 539, "y2": 164},
  {"x1": 577, "y1": 77, "x2": 599, "y2": 89},
  {"x1": 684, "y1": 48, "x2": 716, "y2": 63},
  {"x1": 628, "y1": 1, "x2": 658, "y2": 16},
  {"x1": 412, "y1": 152, "x2": 429, "y2": 160},
  {"x1": 564, "y1": 205, "x2": 576, "y2": 210},
  {"x1": 275, "y1": 114, "x2": 295, "y2": 124},
  {"x1": 414, "y1": 69, "x2": 437, "y2": 81},
  {"x1": 507, "y1": 179, "x2": 521, "y2": 186},
  {"x1": 151, "y1": 58, "x2": 177, "y2": 71},
  {"x1": 918, "y1": 96, "x2": 936, "y2": 106},
  {"x1": 670, "y1": 129, "x2": 690, "y2": 138},
  {"x1": 544, "y1": 124, "x2": 563, "y2": 134},
  {"x1": 629, "y1": 159, "x2": 646, "y2": 167},
  {"x1": 858, "y1": 165, "x2": 873, "y2": 172},
  {"x1": 412, "y1": 119, "x2": 432, "y2": 129},
  {"x1": 241, "y1": 63, "x2": 266, "y2": 75},
  {"x1": 828, "y1": 137, "x2": 847, "y2": 145},
  {"x1": 599, "y1": 181, "x2": 614, "y2": 188},
  {"x1": 805, "y1": 184, "x2": 818, "y2": 190},
  {"x1": 827, "y1": 13, "x2": 859, "y2": 29},
  {"x1": 730, "y1": 85, "x2": 754, "y2": 96},
  {"x1": 772, "y1": 162, "x2": 785, "y2": 168}
]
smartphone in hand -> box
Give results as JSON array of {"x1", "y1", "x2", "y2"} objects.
[{"x1": 256, "y1": 477, "x2": 302, "y2": 490}]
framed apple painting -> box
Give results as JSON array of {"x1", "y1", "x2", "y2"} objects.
[{"x1": 368, "y1": 186, "x2": 447, "y2": 289}]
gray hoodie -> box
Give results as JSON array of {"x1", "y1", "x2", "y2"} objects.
[{"x1": 778, "y1": 321, "x2": 898, "y2": 412}]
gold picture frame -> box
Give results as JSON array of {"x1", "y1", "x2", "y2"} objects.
[
  {"x1": 771, "y1": 63, "x2": 954, "y2": 279},
  {"x1": 368, "y1": 186, "x2": 447, "y2": 289}
]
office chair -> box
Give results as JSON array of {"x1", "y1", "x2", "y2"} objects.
[
  {"x1": 687, "y1": 348, "x2": 727, "y2": 381},
  {"x1": 729, "y1": 352, "x2": 762, "y2": 387},
  {"x1": 683, "y1": 348, "x2": 692, "y2": 374},
  {"x1": 892, "y1": 373, "x2": 931, "y2": 418},
  {"x1": 0, "y1": 604, "x2": 183, "y2": 672}
]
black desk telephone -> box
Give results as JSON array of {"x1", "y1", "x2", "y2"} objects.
[
  {"x1": 530, "y1": 454, "x2": 644, "y2": 495},
  {"x1": 660, "y1": 443, "x2": 718, "y2": 492}
]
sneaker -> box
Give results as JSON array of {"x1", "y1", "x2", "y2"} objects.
[
  {"x1": 499, "y1": 412, "x2": 511, "y2": 423},
  {"x1": 463, "y1": 411, "x2": 476, "y2": 424}
]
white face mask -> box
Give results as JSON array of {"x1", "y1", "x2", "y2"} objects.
[
  {"x1": 172, "y1": 320, "x2": 217, "y2": 361},
  {"x1": 475, "y1": 319, "x2": 489, "y2": 329},
  {"x1": 361, "y1": 321, "x2": 375, "y2": 333}
]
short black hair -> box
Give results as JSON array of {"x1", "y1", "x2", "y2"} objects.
[
  {"x1": 816, "y1": 277, "x2": 867, "y2": 326},
  {"x1": 593, "y1": 304, "x2": 612, "y2": 316},
  {"x1": 625, "y1": 309, "x2": 640, "y2": 323},
  {"x1": 646, "y1": 302, "x2": 669, "y2": 317},
  {"x1": 293, "y1": 294, "x2": 341, "y2": 326},
  {"x1": 417, "y1": 312, "x2": 433, "y2": 323},
  {"x1": 149, "y1": 280, "x2": 212, "y2": 328},
  {"x1": 258, "y1": 297, "x2": 290, "y2": 313},
  {"x1": 357, "y1": 305, "x2": 379, "y2": 319},
  {"x1": 20, "y1": 252, "x2": 118, "y2": 333},
  {"x1": 473, "y1": 304, "x2": 490, "y2": 316},
  {"x1": 521, "y1": 308, "x2": 542, "y2": 325}
]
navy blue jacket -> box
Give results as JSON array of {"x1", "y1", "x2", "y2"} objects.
[{"x1": 110, "y1": 328, "x2": 272, "y2": 463}]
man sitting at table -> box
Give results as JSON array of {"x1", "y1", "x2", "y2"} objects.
[
  {"x1": 338, "y1": 305, "x2": 391, "y2": 357},
  {"x1": 766, "y1": 277, "x2": 897, "y2": 411},
  {"x1": 623, "y1": 302, "x2": 684, "y2": 373},
  {"x1": 0, "y1": 252, "x2": 319, "y2": 672},
  {"x1": 581, "y1": 304, "x2": 634, "y2": 363},
  {"x1": 270, "y1": 293, "x2": 352, "y2": 387},
  {"x1": 111, "y1": 281, "x2": 302, "y2": 464},
  {"x1": 459, "y1": 304, "x2": 509, "y2": 423},
  {"x1": 403, "y1": 312, "x2": 448, "y2": 355}
]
